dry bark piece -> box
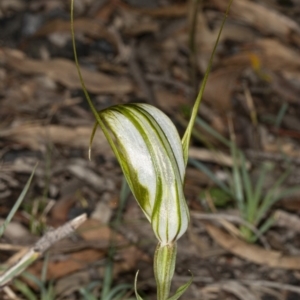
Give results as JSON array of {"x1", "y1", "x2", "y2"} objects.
[
  {"x1": 68, "y1": 162, "x2": 115, "y2": 192},
  {"x1": 0, "y1": 219, "x2": 30, "y2": 240},
  {"x1": 54, "y1": 269, "x2": 95, "y2": 297},
  {"x1": 202, "y1": 281, "x2": 257, "y2": 300},
  {"x1": 0, "y1": 0, "x2": 25, "y2": 16},
  {"x1": 274, "y1": 210, "x2": 300, "y2": 233},
  {"x1": 188, "y1": 147, "x2": 249, "y2": 168},
  {"x1": 91, "y1": 195, "x2": 113, "y2": 224},
  {"x1": 205, "y1": 223, "x2": 300, "y2": 270}
]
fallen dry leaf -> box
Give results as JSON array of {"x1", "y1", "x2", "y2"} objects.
[
  {"x1": 50, "y1": 194, "x2": 79, "y2": 225},
  {"x1": 205, "y1": 223, "x2": 300, "y2": 270},
  {"x1": 155, "y1": 88, "x2": 187, "y2": 112},
  {"x1": 248, "y1": 39, "x2": 300, "y2": 72},
  {"x1": 2, "y1": 49, "x2": 133, "y2": 95},
  {"x1": 34, "y1": 18, "x2": 118, "y2": 50},
  {"x1": 202, "y1": 38, "x2": 300, "y2": 113},
  {"x1": 218, "y1": 39, "x2": 300, "y2": 73},
  {"x1": 78, "y1": 219, "x2": 150, "y2": 274},
  {"x1": 27, "y1": 218, "x2": 149, "y2": 283},
  {"x1": 29, "y1": 249, "x2": 105, "y2": 280},
  {"x1": 211, "y1": 0, "x2": 300, "y2": 43},
  {"x1": 0, "y1": 124, "x2": 112, "y2": 155},
  {"x1": 203, "y1": 67, "x2": 241, "y2": 112},
  {"x1": 135, "y1": 4, "x2": 188, "y2": 18}
]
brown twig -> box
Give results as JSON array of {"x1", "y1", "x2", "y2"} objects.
[{"x1": 0, "y1": 214, "x2": 87, "y2": 288}]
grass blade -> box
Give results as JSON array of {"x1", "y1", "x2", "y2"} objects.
[
  {"x1": 256, "y1": 167, "x2": 291, "y2": 223},
  {"x1": 231, "y1": 145, "x2": 245, "y2": 217},
  {"x1": 195, "y1": 117, "x2": 231, "y2": 147},
  {"x1": 134, "y1": 271, "x2": 144, "y2": 300},
  {"x1": 105, "y1": 284, "x2": 132, "y2": 300},
  {"x1": 257, "y1": 187, "x2": 300, "y2": 225},
  {"x1": 0, "y1": 163, "x2": 37, "y2": 238},
  {"x1": 189, "y1": 158, "x2": 232, "y2": 196},
  {"x1": 79, "y1": 288, "x2": 97, "y2": 300},
  {"x1": 101, "y1": 258, "x2": 114, "y2": 300},
  {"x1": 240, "y1": 153, "x2": 253, "y2": 220},
  {"x1": 13, "y1": 279, "x2": 37, "y2": 300},
  {"x1": 250, "y1": 163, "x2": 272, "y2": 224}
]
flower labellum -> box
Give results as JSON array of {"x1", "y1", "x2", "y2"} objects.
[{"x1": 99, "y1": 103, "x2": 189, "y2": 246}]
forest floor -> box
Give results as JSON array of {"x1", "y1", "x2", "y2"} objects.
[{"x1": 1, "y1": 0, "x2": 300, "y2": 299}]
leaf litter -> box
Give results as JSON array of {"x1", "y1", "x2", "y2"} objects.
[{"x1": 1, "y1": 0, "x2": 300, "y2": 299}]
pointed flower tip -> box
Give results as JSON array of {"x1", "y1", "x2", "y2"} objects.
[{"x1": 100, "y1": 103, "x2": 189, "y2": 244}]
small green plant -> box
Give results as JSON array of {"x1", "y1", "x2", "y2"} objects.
[
  {"x1": 189, "y1": 117, "x2": 300, "y2": 243},
  {"x1": 22, "y1": 196, "x2": 49, "y2": 235},
  {"x1": 13, "y1": 272, "x2": 56, "y2": 300},
  {"x1": 80, "y1": 280, "x2": 134, "y2": 300}
]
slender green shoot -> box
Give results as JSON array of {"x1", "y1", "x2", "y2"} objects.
[
  {"x1": 275, "y1": 103, "x2": 288, "y2": 129},
  {"x1": 182, "y1": 0, "x2": 234, "y2": 165},
  {"x1": 166, "y1": 273, "x2": 193, "y2": 300}
]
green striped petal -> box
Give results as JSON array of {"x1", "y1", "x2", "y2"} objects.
[{"x1": 100, "y1": 103, "x2": 189, "y2": 245}]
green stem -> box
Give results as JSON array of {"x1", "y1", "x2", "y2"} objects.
[
  {"x1": 70, "y1": 0, "x2": 121, "y2": 163},
  {"x1": 154, "y1": 243, "x2": 177, "y2": 300},
  {"x1": 188, "y1": 0, "x2": 200, "y2": 99}
]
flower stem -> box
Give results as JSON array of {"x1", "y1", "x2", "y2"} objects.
[{"x1": 154, "y1": 242, "x2": 177, "y2": 300}]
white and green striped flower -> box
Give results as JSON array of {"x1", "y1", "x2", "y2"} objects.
[{"x1": 99, "y1": 103, "x2": 189, "y2": 246}]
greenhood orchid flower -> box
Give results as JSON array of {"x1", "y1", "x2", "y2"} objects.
[
  {"x1": 71, "y1": 0, "x2": 233, "y2": 296},
  {"x1": 99, "y1": 103, "x2": 189, "y2": 246}
]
